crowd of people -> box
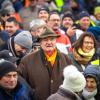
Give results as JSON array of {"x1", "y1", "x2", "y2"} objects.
[{"x1": 0, "y1": 0, "x2": 100, "y2": 100}]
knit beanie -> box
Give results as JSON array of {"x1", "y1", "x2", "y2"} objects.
[
  {"x1": 14, "y1": 31, "x2": 32, "y2": 50},
  {"x1": 94, "y1": 6, "x2": 100, "y2": 15},
  {"x1": 62, "y1": 12, "x2": 74, "y2": 21},
  {"x1": 84, "y1": 65, "x2": 99, "y2": 84},
  {"x1": 38, "y1": 6, "x2": 49, "y2": 14},
  {"x1": 0, "y1": 59, "x2": 17, "y2": 78},
  {"x1": 61, "y1": 65, "x2": 86, "y2": 92},
  {"x1": 79, "y1": 11, "x2": 90, "y2": 19}
]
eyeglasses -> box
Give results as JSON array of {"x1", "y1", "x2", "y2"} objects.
[
  {"x1": 83, "y1": 41, "x2": 94, "y2": 45},
  {"x1": 50, "y1": 19, "x2": 60, "y2": 22}
]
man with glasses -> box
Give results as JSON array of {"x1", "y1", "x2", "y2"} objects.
[{"x1": 47, "y1": 12, "x2": 72, "y2": 54}]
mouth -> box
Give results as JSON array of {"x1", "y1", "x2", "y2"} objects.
[{"x1": 46, "y1": 45, "x2": 52, "y2": 48}]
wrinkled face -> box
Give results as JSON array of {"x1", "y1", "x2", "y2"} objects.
[
  {"x1": 48, "y1": 14, "x2": 61, "y2": 30},
  {"x1": 5, "y1": 21, "x2": 18, "y2": 36},
  {"x1": 86, "y1": 77, "x2": 97, "y2": 92},
  {"x1": 0, "y1": 72, "x2": 18, "y2": 89},
  {"x1": 62, "y1": 17, "x2": 74, "y2": 28},
  {"x1": 40, "y1": 37, "x2": 57, "y2": 52},
  {"x1": 38, "y1": 10, "x2": 49, "y2": 22},
  {"x1": 80, "y1": 17, "x2": 90, "y2": 30},
  {"x1": 14, "y1": 43, "x2": 27, "y2": 57},
  {"x1": 82, "y1": 36, "x2": 94, "y2": 53}
]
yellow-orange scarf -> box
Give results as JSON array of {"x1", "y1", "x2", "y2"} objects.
[
  {"x1": 73, "y1": 48, "x2": 95, "y2": 64},
  {"x1": 45, "y1": 49, "x2": 57, "y2": 66}
]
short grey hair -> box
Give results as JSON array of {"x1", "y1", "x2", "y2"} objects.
[{"x1": 30, "y1": 19, "x2": 46, "y2": 31}]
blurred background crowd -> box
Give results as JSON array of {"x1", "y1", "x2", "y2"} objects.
[{"x1": 0, "y1": 0, "x2": 100, "y2": 100}]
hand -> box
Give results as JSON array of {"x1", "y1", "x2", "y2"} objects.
[{"x1": 66, "y1": 26, "x2": 76, "y2": 37}]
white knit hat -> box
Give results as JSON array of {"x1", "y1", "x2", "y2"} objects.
[{"x1": 61, "y1": 65, "x2": 86, "y2": 92}]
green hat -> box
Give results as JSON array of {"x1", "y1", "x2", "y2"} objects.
[{"x1": 38, "y1": 27, "x2": 60, "y2": 40}]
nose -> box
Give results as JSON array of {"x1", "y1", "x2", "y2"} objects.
[
  {"x1": 22, "y1": 49, "x2": 27, "y2": 53},
  {"x1": 10, "y1": 76, "x2": 15, "y2": 82},
  {"x1": 87, "y1": 81, "x2": 91, "y2": 87}
]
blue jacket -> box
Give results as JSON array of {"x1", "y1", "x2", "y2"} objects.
[
  {"x1": 0, "y1": 77, "x2": 36, "y2": 100},
  {"x1": 87, "y1": 26, "x2": 100, "y2": 47}
]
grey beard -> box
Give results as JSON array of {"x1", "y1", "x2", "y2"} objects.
[{"x1": 82, "y1": 88, "x2": 97, "y2": 100}]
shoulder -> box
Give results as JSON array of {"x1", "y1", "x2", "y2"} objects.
[
  {"x1": 58, "y1": 51, "x2": 72, "y2": 65},
  {"x1": 20, "y1": 50, "x2": 40, "y2": 64},
  {"x1": 16, "y1": 77, "x2": 36, "y2": 99},
  {"x1": 47, "y1": 93, "x2": 62, "y2": 100}
]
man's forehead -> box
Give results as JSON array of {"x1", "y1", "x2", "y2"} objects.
[
  {"x1": 5, "y1": 21, "x2": 15, "y2": 25},
  {"x1": 5, "y1": 71, "x2": 17, "y2": 76},
  {"x1": 50, "y1": 14, "x2": 60, "y2": 19}
]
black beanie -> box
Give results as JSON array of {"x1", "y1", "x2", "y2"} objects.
[
  {"x1": 79, "y1": 11, "x2": 90, "y2": 19},
  {"x1": 0, "y1": 59, "x2": 17, "y2": 78},
  {"x1": 38, "y1": 6, "x2": 49, "y2": 14},
  {"x1": 62, "y1": 13, "x2": 74, "y2": 21}
]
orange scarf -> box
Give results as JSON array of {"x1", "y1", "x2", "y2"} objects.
[{"x1": 45, "y1": 49, "x2": 57, "y2": 66}]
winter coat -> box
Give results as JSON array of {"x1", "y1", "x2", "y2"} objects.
[
  {"x1": 0, "y1": 31, "x2": 9, "y2": 50},
  {"x1": 18, "y1": 49, "x2": 72, "y2": 100},
  {"x1": 0, "y1": 76, "x2": 36, "y2": 100},
  {"x1": 47, "y1": 87, "x2": 82, "y2": 100}
]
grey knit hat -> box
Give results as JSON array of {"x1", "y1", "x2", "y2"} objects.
[{"x1": 14, "y1": 31, "x2": 32, "y2": 50}]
